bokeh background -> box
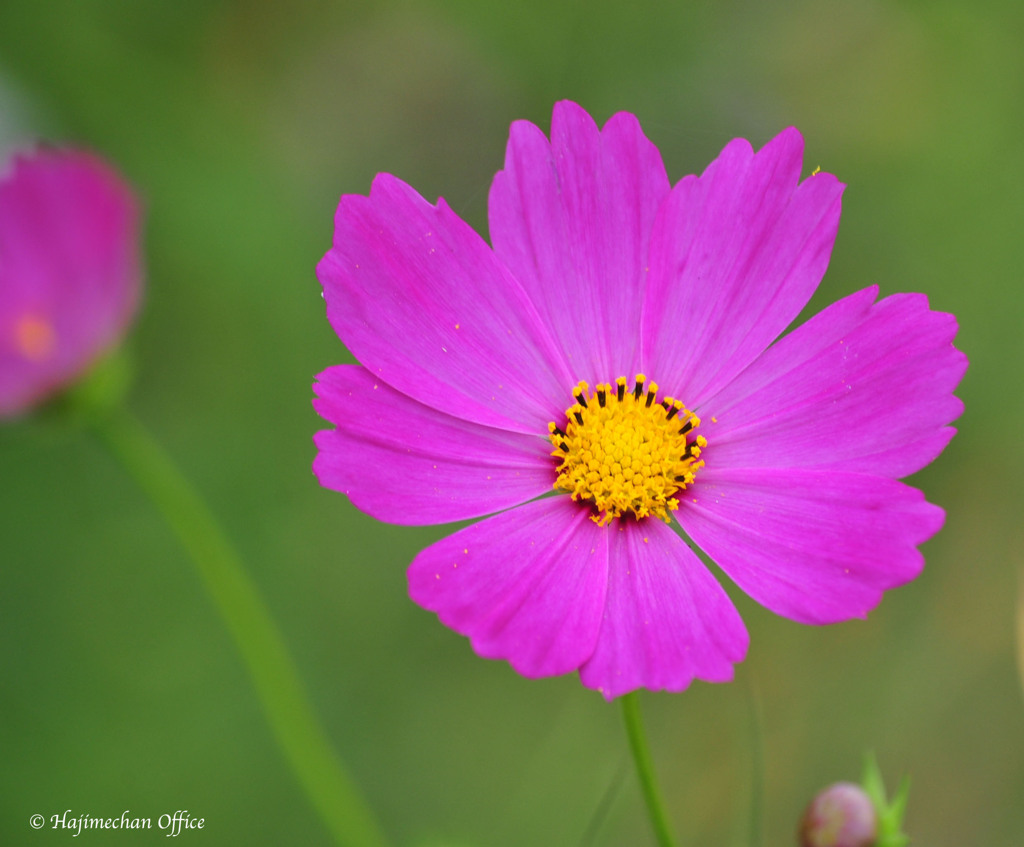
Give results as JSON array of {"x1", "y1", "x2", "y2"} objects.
[{"x1": 1, "y1": 0, "x2": 1021, "y2": 844}]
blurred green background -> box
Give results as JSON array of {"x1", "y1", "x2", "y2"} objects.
[{"x1": 1, "y1": 0, "x2": 1021, "y2": 844}]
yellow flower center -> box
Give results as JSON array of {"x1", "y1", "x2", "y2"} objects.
[
  {"x1": 14, "y1": 314, "x2": 57, "y2": 361},
  {"x1": 548, "y1": 374, "x2": 706, "y2": 526}
]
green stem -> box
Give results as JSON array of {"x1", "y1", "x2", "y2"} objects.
[
  {"x1": 91, "y1": 406, "x2": 389, "y2": 847},
  {"x1": 745, "y1": 682, "x2": 764, "y2": 847},
  {"x1": 620, "y1": 692, "x2": 677, "y2": 847}
]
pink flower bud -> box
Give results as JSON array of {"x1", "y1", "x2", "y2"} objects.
[
  {"x1": 0, "y1": 148, "x2": 140, "y2": 417},
  {"x1": 800, "y1": 781, "x2": 878, "y2": 847}
]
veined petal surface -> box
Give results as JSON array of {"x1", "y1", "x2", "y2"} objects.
[
  {"x1": 408, "y1": 497, "x2": 608, "y2": 679},
  {"x1": 679, "y1": 468, "x2": 945, "y2": 625},
  {"x1": 642, "y1": 129, "x2": 844, "y2": 406},
  {"x1": 580, "y1": 518, "x2": 748, "y2": 699},
  {"x1": 699, "y1": 288, "x2": 967, "y2": 478},
  {"x1": 314, "y1": 102, "x2": 966, "y2": 698},
  {"x1": 489, "y1": 101, "x2": 670, "y2": 380},
  {"x1": 313, "y1": 365, "x2": 554, "y2": 525},
  {"x1": 318, "y1": 173, "x2": 572, "y2": 434}
]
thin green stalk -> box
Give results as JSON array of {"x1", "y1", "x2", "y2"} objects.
[
  {"x1": 620, "y1": 692, "x2": 677, "y2": 847},
  {"x1": 577, "y1": 760, "x2": 629, "y2": 847},
  {"x1": 91, "y1": 406, "x2": 388, "y2": 847},
  {"x1": 745, "y1": 682, "x2": 764, "y2": 847}
]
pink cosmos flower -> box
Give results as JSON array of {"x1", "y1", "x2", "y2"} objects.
[
  {"x1": 313, "y1": 102, "x2": 966, "y2": 699},
  {"x1": 0, "y1": 148, "x2": 140, "y2": 418}
]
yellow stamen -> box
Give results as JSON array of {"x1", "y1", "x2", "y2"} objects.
[
  {"x1": 14, "y1": 314, "x2": 57, "y2": 361},
  {"x1": 548, "y1": 375, "x2": 706, "y2": 525}
]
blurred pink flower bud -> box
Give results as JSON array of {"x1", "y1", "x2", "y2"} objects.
[
  {"x1": 0, "y1": 148, "x2": 140, "y2": 417},
  {"x1": 800, "y1": 781, "x2": 878, "y2": 847}
]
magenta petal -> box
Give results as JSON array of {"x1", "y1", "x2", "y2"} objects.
[
  {"x1": 642, "y1": 128, "x2": 844, "y2": 405},
  {"x1": 700, "y1": 289, "x2": 966, "y2": 477},
  {"x1": 489, "y1": 101, "x2": 671, "y2": 380},
  {"x1": 318, "y1": 173, "x2": 572, "y2": 434},
  {"x1": 313, "y1": 365, "x2": 554, "y2": 525},
  {"x1": 579, "y1": 519, "x2": 748, "y2": 700},
  {"x1": 679, "y1": 468, "x2": 945, "y2": 624},
  {"x1": 0, "y1": 150, "x2": 140, "y2": 417},
  {"x1": 314, "y1": 109, "x2": 964, "y2": 697},
  {"x1": 408, "y1": 497, "x2": 608, "y2": 678}
]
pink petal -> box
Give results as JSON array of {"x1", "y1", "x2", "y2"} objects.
[
  {"x1": 313, "y1": 365, "x2": 554, "y2": 525},
  {"x1": 0, "y1": 149, "x2": 140, "y2": 417},
  {"x1": 489, "y1": 101, "x2": 671, "y2": 380},
  {"x1": 700, "y1": 289, "x2": 967, "y2": 477},
  {"x1": 318, "y1": 173, "x2": 573, "y2": 435},
  {"x1": 641, "y1": 128, "x2": 844, "y2": 406},
  {"x1": 580, "y1": 518, "x2": 748, "y2": 700},
  {"x1": 678, "y1": 468, "x2": 945, "y2": 625},
  {"x1": 408, "y1": 497, "x2": 608, "y2": 679}
]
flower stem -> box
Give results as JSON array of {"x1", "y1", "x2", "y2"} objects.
[
  {"x1": 91, "y1": 406, "x2": 389, "y2": 847},
  {"x1": 620, "y1": 691, "x2": 677, "y2": 847},
  {"x1": 744, "y1": 682, "x2": 764, "y2": 847}
]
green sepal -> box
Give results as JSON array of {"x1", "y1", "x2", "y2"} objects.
[
  {"x1": 50, "y1": 346, "x2": 135, "y2": 424},
  {"x1": 861, "y1": 752, "x2": 911, "y2": 847}
]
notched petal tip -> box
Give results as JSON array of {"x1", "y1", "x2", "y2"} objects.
[
  {"x1": 779, "y1": 125, "x2": 805, "y2": 143},
  {"x1": 643, "y1": 120, "x2": 846, "y2": 405},
  {"x1": 680, "y1": 469, "x2": 946, "y2": 626},
  {"x1": 551, "y1": 99, "x2": 597, "y2": 128},
  {"x1": 319, "y1": 161, "x2": 572, "y2": 432},
  {"x1": 579, "y1": 520, "x2": 748, "y2": 699},
  {"x1": 703, "y1": 282, "x2": 967, "y2": 478},
  {"x1": 703, "y1": 135, "x2": 755, "y2": 177},
  {"x1": 769, "y1": 125, "x2": 807, "y2": 162},
  {"x1": 408, "y1": 499, "x2": 609, "y2": 679}
]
